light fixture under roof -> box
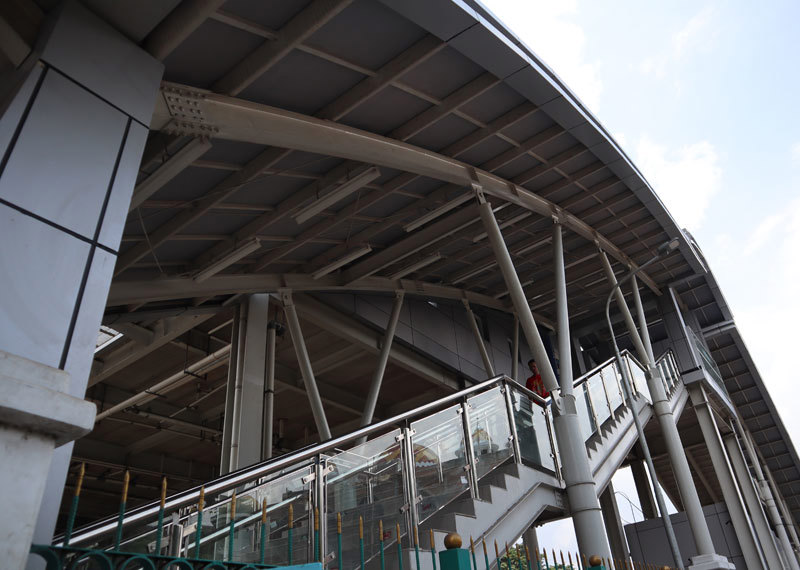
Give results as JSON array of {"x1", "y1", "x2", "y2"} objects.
[
  {"x1": 194, "y1": 238, "x2": 262, "y2": 282},
  {"x1": 312, "y1": 245, "x2": 372, "y2": 279},
  {"x1": 403, "y1": 193, "x2": 472, "y2": 232},
  {"x1": 388, "y1": 253, "x2": 442, "y2": 280},
  {"x1": 293, "y1": 167, "x2": 381, "y2": 224}
]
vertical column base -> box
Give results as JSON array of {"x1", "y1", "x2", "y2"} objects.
[
  {"x1": 687, "y1": 553, "x2": 736, "y2": 570},
  {"x1": 0, "y1": 350, "x2": 95, "y2": 570}
]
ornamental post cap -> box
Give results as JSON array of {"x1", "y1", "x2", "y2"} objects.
[
  {"x1": 588, "y1": 555, "x2": 603, "y2": 566},
  {"x1": 444, "y1": 533, "x2": 462, "y2": 549}
]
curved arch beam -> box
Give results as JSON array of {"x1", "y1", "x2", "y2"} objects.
[
  {"x1": 152, "y1": 81, "x2": 660, "y2": 293},
  {"x1": 107, "y1": 273, "x2": 555, "y2": 328}
]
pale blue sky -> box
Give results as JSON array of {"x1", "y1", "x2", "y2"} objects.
[{"x1": 481, "y1": 0, "x2": 800, "y2": 554}]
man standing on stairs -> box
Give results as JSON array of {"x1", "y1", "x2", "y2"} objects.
[{"x1": 526, "y1": 359, "x2": 549, "y2": 398}]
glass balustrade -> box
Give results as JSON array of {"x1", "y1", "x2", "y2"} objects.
[{"x1": 63, "y1": 350, "x2": 667, "y2": 564}]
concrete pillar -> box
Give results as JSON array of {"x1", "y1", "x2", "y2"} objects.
[
  {"x1": 229, "y1": 294, "x2": 270, "y2": 471},
  {"x1": 630, "y1": 459, "x2": 658, "y2": 520},
  {"x1": 523, "y1": 525, "x2": 540, "y2": 563},
  {"x1": 688, "y1": 385, "x2": 767, "y2": 569},
  {"x1": 0, "y1": 3, "x2": 163, "y2": 560},
  {"x1": 722, "y1": 430, "x2": 792, "y2": 569},
  {"x1": 599, "y1": 482, "x2": 630, "y2": 562},
  {"x1": 601, "y1": 254, "x2": 733, "y2": 570}
]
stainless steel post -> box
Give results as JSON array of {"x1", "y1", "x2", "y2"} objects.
[
  {"x1": 463, "y1": 298, "x2": 495, "y2": 377},
  {"x1": 402, "y1": 426, "x2": 420, "y2": 532},
  {"x1": 315, "y1": 457, "x2": 327, "y2": 563},
  {"x1": 461, "y1": 400, "x2": 479, "y2": 498},
  {"x1": 282, "y1": 291, "x2": 332, "y2": 441},
  {"x1": 502, "y1": 381, "x2": 522, "y2": 463},
  {"x1": 688, "y1": 385, "x2": 766, "y2": 569},
  {"x1": 360, "y1": 292, "x2": 405, "y2": 433},
  {"x1": 263, "y1": 322, "x2": 277, "y2": 459}
]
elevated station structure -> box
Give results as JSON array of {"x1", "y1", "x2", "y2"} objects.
[{"x1": 1, "y1": 1, "x2": 799, "y2": 569}]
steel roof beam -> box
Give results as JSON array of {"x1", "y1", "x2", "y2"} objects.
[
  {"x1": 143, "y1": 0, "x2": 226, "y2": 60},
  {"x1": 151, "y1": 83, "x2": 659, "y2": 292},
  {"x1": 318, "y1": 35, "x2": 444, "y2": 120},
  {"x1": 212, "y1": 0, "x2": 352, "y2": 96}
]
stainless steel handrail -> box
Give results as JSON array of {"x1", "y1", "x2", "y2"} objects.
[{"x1": 64, "y1": 373, "x2": 547, "y2": 546}]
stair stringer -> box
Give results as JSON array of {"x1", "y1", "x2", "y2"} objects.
[
  {"x1": 403, "y1": 464, "x2": 563, "y2": 570},
  {"x1": 591, "y1": 396, "x2": 653, "y2": 494}
]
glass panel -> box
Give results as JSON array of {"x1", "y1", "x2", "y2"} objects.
[
  {"x1": 603, "y1": 366, "x2": 623, "y2": 412},
  {"x1": 411, "y1": 405, "x2": 469, "y2": 523},
  {"x1": 628, "y1": 358, "x2": 649, "y2": 402},
  {"x1": 509, "y1": 387, "x2": 553, "y2": 471},
  {"x1": 587, "y1": 372, "x2": 611, "y2": 426},
  {"x1": 467, "y1": 387, "x2": 514, "y2": 480},
  {"x1": 533, "y1": 406, "x2": 555, "y2": 473},
  {"x1": 188, "y1": 466, "x2": 313, "y2": 565},
  {"x1": 575, "y1": 383, "x2": 595, "y2": 440},
  {"x1": 326, "y1": 430, "x2": 405, "y2": 570}
]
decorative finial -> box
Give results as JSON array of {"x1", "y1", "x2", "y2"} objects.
[
  {"x1": 588, "y1": 555, "x2": 602, "y2": 567},
  {"x1": 444, "y1": 532, "x2": 462, "y2": 549}
]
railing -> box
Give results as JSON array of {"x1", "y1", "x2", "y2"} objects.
[
  {"x1": 58, "y1": 375, "x2": 557, "y2": 567},
  {"x1": 55, "y1": 350, "x2": 661, "y2": 568},
  {"x1": 687, "y1": 327, "x2": 726, "y2": 394}
]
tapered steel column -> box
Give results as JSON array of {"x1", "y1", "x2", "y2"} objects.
[
  {"x1": 762, "y1": 450, "x2": 800, "y2": 563},
  {"x1": 281, "y1": 291, "x2": 332, "y2": 441},
  {"x1": 600, "y1": 251, "x2": 728, "y2": 568},
  {"x1": 512, "y1": 315, "x2": 520, "y2": 381},
  {"x1": 476, "y1": 196, "x2": 558, "y2": 394},
  {"x1": 550, "y1": 221, "x2": 612, "y2": 559},
  {"x1": 263, "y1": 322, "x2": 277, "y2": 459},
  {"x1": 630, "y1": 275, "x2": 655, "y2": 363},
  {"x1": 600, "y1": 481, "x2": 630, "y2": 561},
  {"x1": 478, "y1": 200, "x2": 611, "y2": 559},
  {"x1": 735, "y1": 421, "x2": 800, "y2": 567},
  {"x1": 360, "y1": 292, "x2": 404, "y2": 429},
  {"x1": 220, "y1": 304, "x2": 240, "y2": 473},
  {"x1": 463, "y1": 299, "x2": 495, "y2": 376},
  {"x1": 724, "y1": 426, "x2": 794, "y2": 570},
  {"x1": 630, "y1": 458, "x2": 658, "y2": 519},
  {"x1": 688, "y1": 385, "x2": 766, "y2": 569}
]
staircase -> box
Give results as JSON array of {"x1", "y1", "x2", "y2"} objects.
[{"x1": 57, "y1": 351, "x2": 685, "y2": 570}]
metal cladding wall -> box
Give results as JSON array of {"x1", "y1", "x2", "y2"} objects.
[
  {"x1": 314, "y1": 291, "x2": 558, "y2": 384},
  {"x1": 624, "y1": 503, "x2": 746, "y2": 569}
]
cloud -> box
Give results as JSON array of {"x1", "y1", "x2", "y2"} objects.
[
  {"x1": 743, "y1": 211, "x2": 785, "y2": 256},
  {"x1": 480, "y1": 0, "x2": 604, "y2": 111},
  {"x1": 639, "y1": 6, "x2": 718, "y2": 89},
  {"x1": 634, "y1": 137, "x2": 722, "y2": 230},
  {"x1": 791, "y1": 142, "x2": 800, "y2": 165}
]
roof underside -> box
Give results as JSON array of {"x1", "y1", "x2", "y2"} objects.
[{"x1": 66, "y1": 0, "x2": 800, "y2": 524}]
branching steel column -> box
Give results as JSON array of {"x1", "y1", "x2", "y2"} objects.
[
  {"x1": 727, "y1": 423, "x2": 797, "y2": 569},
  {"x1": 600, "y1": 251, "x2": 722, "y2": 565},
  {"x1": 281, "y1": 291, "x2": 332, "y2": 441},
  {"x1": 553, "y1": 223, "x2": 572, "y2": 395},
  {"x1": 220, "y1": 304, "x2": 240, "y2": 473},
  {"x1": 263, "y1": 322, "x2": 277, "y2": 460},
  {"x1": 360, "y1": 291, "x2": 405, "y2": 430},
  {"x1": 463, "y1": 298, "x2": 495, "y2": 377},
  {"x1": 688, "y1": 385, "x2": 766, "y2": 569},
  {"x1": 476, "y1": 195, "x2": 559, "y2": 395}
]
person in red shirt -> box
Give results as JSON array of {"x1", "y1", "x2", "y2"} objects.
[{"x1": 525, "y1": 359, "x2": 549, "y2": 398}]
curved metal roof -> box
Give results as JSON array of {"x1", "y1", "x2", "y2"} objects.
[{"x1": 84, "y1": 0, "x2": 800, "y2": 524}]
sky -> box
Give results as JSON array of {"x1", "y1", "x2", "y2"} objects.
[{"x1": 480, "y1": 0, "x2": 800, "y2": 554}]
